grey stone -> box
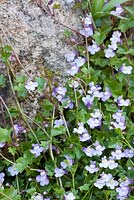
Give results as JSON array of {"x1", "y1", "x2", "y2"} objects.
[{"x1": 0, "y1": 0, "x2": 81, "y2": 76}]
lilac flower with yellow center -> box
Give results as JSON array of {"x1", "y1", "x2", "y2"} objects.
[
  {"x1": 87, "y1": 40, "x2": 100, "y2": 55},
  {"x1": 54, "y1": 167, "x2": 66, "y2": 177},
  {"x1": 30, "y1": 144, "x2": 44, "y2": 158},
  {"x1": 74, "y1": 57, "x2": 86, "y2": 67},
  {"x1": 8, "y1": 165, "x2": 19, "y2": 176},
  {"x1": 85, "y1": 161, "x2": 99, "y2": 173},
  {"x1": 115, "y1": 96, "x2": 130, "y2": 107},
  {"x1": 101, "y1": 87, "x2": 112, "y2": 102},
  {"x1": 94, "y1": 172, "x2": 118, "y2": 189},
  {"x1": 25, "y1": 80, "x2": 38, "y2": 91},
  {"x1": 80, "y1": 27, "x2": 93, "y2": 37},
  {"x1": 104, "y1": 46, "x2": 115, "y2": 58},
  {"x1": 67, "y1": 63, "x2": 79, "y2": 76},
  {"x1": 73, "y1": 123, "x2": 91, "y2": 142},
  {"x1": 54, "y1": 118, "x2": 64, "y2": 128},
  {"x1": 61, "y1": 156, "x2": 73, "y2": 169},
  {"x1": 32, "y1": 193, "x2": 44, "y2": 200},
  {"x1": 123, "y1": 149, "x2": 134, "y2": 158},
  {"x1": 99, "y1": 156, "x2": 118, "y2": 169},
  {"x1": 87, "y1": 109, "x2": 102, "y2": 129},
  {"x1": 64, "y1": 192, "x2": 75, "y2": 200},
  {"x1": 82, "y1": 95, "x2": 94, "y2": 109},
  {"x1": 65, "y1": 51, "x2": 77, "y2": 62},
  {"x1": 52, "y1": 86, "x2": 67, "y2": 102},
  {"x1": 111, "y1": 5, "x2": 124, "y2": 16},
  {"x1": 84, "y1": 14, "x2": 92, "y2": 25},
  {"x1": 36, "y1": 171, "x2": 49, "y2": 186},
  {"x1": 111, "y1": 146, "x2": 125, "y2": 160},
  {"x1": 110, "y1": 110, "x2": 126, "y2": 130},
  {"x1": 120, "y1": 63, "x2": 132, "y2": 74}
]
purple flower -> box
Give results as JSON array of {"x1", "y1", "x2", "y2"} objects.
[
  {"x1": 110, "y1": 31, "x2": 122, "y2": 44},
  {"x1": 54, "y1": 167, "x2": 65, "y2": 177},
  {"x1": 61, "y1": 97, "x2": 73, "y2": 109},
  {"x1": 65, "y1": 0, "x2": 74, "y2": 4},
  {"x1": 0, "y1": 142, "x2": 5, "y2": 148},
  {"x1": 14, "y1": 124, "x2": 24, "y2": 134},
  {"x1": 74, "y1": 57, "x2": 86, "y2": 67},
  {"x1": 83, "y1": 146, "x2": 96, "y2": 157},
  {"x1": 67, "y1": 63, "x2": 79, "y2": 76},
  {"x1": 8, "y1": 165, "x2": 19, "y2": 176},
  {"x1": 36, "y1": 171, "x2": 49, "y2": 186},
  {"x1": 80, "y1": 27, "x2": 93, "y2": 37},
  {"x1": 120, "y1": 63, "x2": 132, "y2": 74},
  {"x1": 94, "y1": 172, "x2": 118, "y2": 189},
  {"x1": 84, "y1": 14, "x2": 92, "y2": 25},
  {"x1": 61, "y1": 156, "x2": 73, "y2": 169},
  {"x1": 111, "y1": 148, "x2": 125, "y2": 160},
  {"x1": 104, "y1": 46, "x2": 115, "y2": 58},
  {"x1": 111, "y1": 5, "x2": 124, "y2": 16},
  {"x1": 52, "y1": 86, "x2": 67, "y2": 102},
  {"x1": 93, "y1": 141, "x2": 105, "y2": 156},
  {"x1": 30, "y1": 144, "x2": 44, "y2": 158},
  {"x1": 69, "y1": 80, "x2": 79, "y2": 88},
  {"x1": 83, "y1": 141, "x2": 105, "y2": 157},
  {"x1": 79, "y1": 132, "x2": 91, "y2": 142},
  {"x1": 73, "y1": 123, "x2": 88, "y2": 134},
  {"x1": 110, "y1": 110, "x2": 126, "y2": 130},
  {"x1": 64, "y1": 192, "x2": 75, "y2": 200},
  {"x1": 82, "y1": 95, "x2": 94, "y2": 109},
  {"x1": 25, "y1": 80, "x2": 38, "y2": 91},
  {"x1": 99, "y1": 156, "x2": 118, "y2": 169},
  {"x1": 87, "y1": 40, "x2": 100, "y2": 55},
  {"x1": 0, "y1": 172, "x2": 5, "y2": 185},
  {"x1": 101, "y1": 87, "x2": 112, "y2": 102},
  {"x1": 124, "y1": 149, "x2": 134, "y2": 158},
  {"x1": 73, "y1": 123, "x2": 91, "y2": 142},
  {"x1": 87, "y1": 109, "x2": 102, "y2": 129},
  {"x1": 88, "y1": 82, "x2": 102, "y2": 98},
  {"x1": 94, "y1": 173, "x2": 112, "y2": 189},
  {"x1": 54, "y1": 118, "x2": 64, "y2": 127},
  {"x1": 106, "y1": 178, "x2": 118, "y2": 189},
  {"x1": 32, "y1": 193, "x2": 44, "y2": 200},
  {"x1": 116, "y1": 178, "x2": 133, "y2": 200},
  {"x1": 85, "y1": 161, "x2": 99, "y2": 173},
  {"x1": 65, "y1": 51, "x2": 77, "y2": 62},
  {"x1": 115, "y1": 96, "x2": 130, "y2": 107}
]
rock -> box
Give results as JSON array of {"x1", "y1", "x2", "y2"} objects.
[{"x1": 0, "y1": 0, "x2": 81, "y2": 76}]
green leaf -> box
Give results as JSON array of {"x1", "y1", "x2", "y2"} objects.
[
  {"x1": 93, "y1": 31, "x2": 106, "y2": 45},
  {"x1": 92, "y1": 0, "x2": 104, "y2": 16},
  {"x1": 79, "y1": 184, "x2": 90, "y2": 191},
  {"x1": 0, "y1": 187, "x2": 21, "y2": 200},
  {"x1": 102, "y1": 0, "x2": 129, "y2": 12},
  {"x1": 51, "y1": 126, "x2": 66, "y2": 137},
  {"x1": 0, "y1": 128, "x2": 11, "y2": 142},
  {"x1": 118, "y1": 18, "x2": 134, "y2": 32},
  {"x1": 104, "y1": 80, "x2": 123, "y2": 97},
  {"x1": 35, "y1": 77, "x2": 46, "y2": 91},
  {"x1": 3, "y1": 45, "x2": 12, "y2": 52},
  {"x1": 15, "y1": 151, "x2": 34, "y2": 172},
  {"x1": 78, "y1": 109, "x2": 89, "y2": 123}
]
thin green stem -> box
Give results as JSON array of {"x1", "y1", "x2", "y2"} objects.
[
  {"x1": 0, "y1": 192, "x2": 13, "y2": 200},
  {"x1": 0, "y1": 152, "x2": 15, "y2": 164},
  {"x1": 0, "y1": 96, "x2": 17, "y2": 142},
  {"x1": 7, "y1": 67, "x2": 39, "y2": 144},
  {"x1": 59, "y1": 107, "x2": 71, "y2": 137}
]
